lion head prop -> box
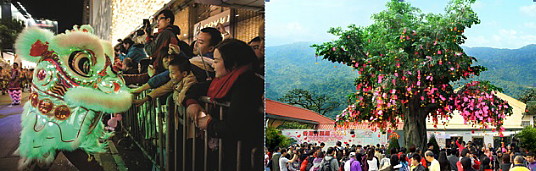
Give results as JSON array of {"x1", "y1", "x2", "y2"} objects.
[{"x1": 15, "y1": 25, "x2": 132, "y2": 167}]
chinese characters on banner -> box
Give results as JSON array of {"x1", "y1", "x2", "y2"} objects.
[{"x1": 281, "y1": 129, "x2": 388, "y2": 147}]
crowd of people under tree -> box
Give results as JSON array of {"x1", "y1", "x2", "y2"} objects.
[{"x1": 266, "y1": 138, "x2": 536, "y2": 171}]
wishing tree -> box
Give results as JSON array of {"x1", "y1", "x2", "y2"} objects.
[{"x1": 313, "y1": 0, "x2": 512, "y2": 150}]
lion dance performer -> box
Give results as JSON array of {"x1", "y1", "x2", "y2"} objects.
[
  {"x1": 8, "y1": 62, "x2": 22, "y2": 105},
  {"x1": 14, "y1": 25, "x2": 132, "y2": 170}
]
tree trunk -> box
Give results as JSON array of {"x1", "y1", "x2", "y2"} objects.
[{"x1": 403, "y1": 100, "x2": 428, "y2": 153}]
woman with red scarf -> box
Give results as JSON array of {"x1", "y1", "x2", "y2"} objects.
[{"x1": 184, "y1": 39, "x2": 263, "y2": 171}]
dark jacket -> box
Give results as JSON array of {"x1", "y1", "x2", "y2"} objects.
[
  {"x1": 501, "y1": 163, "x2": 511, "y2": 171},
  {"x1": 272, "y1": 153, "x2": 282, "y2": 171},
  {"x1": 413, "y1": 164, "x2": 426, "y2": 171},
  {"x1": 481, "y1": 156, "x2": 492, "y2": 170},
  {"x1": 448, "y1": 155, "x2": 459, "y2": 171},
  {"x1": 185, "y1": 70, "x2": 264, "y2": 171},
  {"x1": 145, "y1": 25, "x2": 179, "y2": 74}
]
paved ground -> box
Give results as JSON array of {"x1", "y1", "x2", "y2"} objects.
[{"x1": 0, "y1": 91, "x2": 133, "y2": 171}]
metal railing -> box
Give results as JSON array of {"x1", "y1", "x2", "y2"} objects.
[
  {"x1": 121, "y1": 90, "x2": 248, "y2": 171},
  {"x1": 121, "y1": 90, "x2": 167, "y2": 170},
  {"x1": 172, "y1": 96, "x2": 239, "y2": 171}
]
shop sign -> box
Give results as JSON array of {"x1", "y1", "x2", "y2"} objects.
[{"x1": 193, "y1": 10, "x2": 230, "y2": 36}]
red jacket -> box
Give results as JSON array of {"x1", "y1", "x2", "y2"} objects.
[
  {"x1": 473, "y1": 159, "x2": 480, "y2": 170},
  {"x1": 457, "y1": 161, "x2": 463, "y2": 171},
  {"x1": 421, "y1": 158, "x2": 428, "y2": 168},
  {"x1": 300, "y1": 157, "x2": 309, "y2": 171}
]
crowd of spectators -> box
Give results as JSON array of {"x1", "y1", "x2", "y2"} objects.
[
  {"x1": 266, "y1": 139, "x2": 536, "y2": 171},
  {"x1": 111, "y1": 8, "x2": 265, "y2": 170}
]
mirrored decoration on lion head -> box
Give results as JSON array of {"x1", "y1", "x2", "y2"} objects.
[{"x1": 15, "y1": 25, "x2": 132, "y2": 167}]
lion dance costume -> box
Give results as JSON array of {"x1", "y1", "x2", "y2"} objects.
[{"x1": 15, "y1": 25, "x2": 132, "y2": 169}]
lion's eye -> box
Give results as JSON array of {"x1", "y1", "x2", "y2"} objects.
[{"x1": 69, "y1": 51, "x2": 93, "y2": 77}]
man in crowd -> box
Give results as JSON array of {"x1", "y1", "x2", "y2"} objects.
[
  {"x1": 426, "y1": 151, "x2": 440, "y2": 171},
  {"x1": 272, "y1": 147, "x2": 282, "y2": 171},
  {"x1": 122, "y1": 9, "x2": 180, "y2": 85},
  {"x1": 356, "y1": 145, "x2": 364, "y2": 155},
  {"x1": 412, "y1": 154, "x2": 426, "y2": 171},
  {"x1": 335, "y1": 141, "x2": 344, "y2": 161},
  {"x1": 320, "y1": 142, "x2": 326, "y2": 152},
  {"x1": 145, "y1": 9, "x2": 180, "y2": 74},
  {"x1": 447, "y1": 149, "x2": 459, "y2": 171},
  {"x1": 189, "y1": 27, "x2": 222, "y2": 81},
  {"x1": 321, "y1": 147, "x2": 339, "y2": 171},
  {"x1": 525, "y1": 152, "x2": 536, "y2": 171},
  {"x1": 511, "y1": 156, "x2": 530, "y2": 171},
  {"x1": 193, "y1": 27, "x2": 222, "y2": 59},
  {"x1": 461, "y1": 157, "x2": 475, "y2": 171}
]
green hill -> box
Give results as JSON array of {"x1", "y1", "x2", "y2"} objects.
[
  {"x1": 463, "y1": 45, "x2": 536, "y2": 97},
  {"x1": 265, "y1": 42, "x2": 356, "y2": 118}
]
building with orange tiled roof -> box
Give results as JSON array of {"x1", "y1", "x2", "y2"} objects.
[
  {"x1": 266, "y1": 99, "x2": 335, "y2": 129},
  {"x1": 267, "y1": 99, "x2": 390, "y2": 146}
]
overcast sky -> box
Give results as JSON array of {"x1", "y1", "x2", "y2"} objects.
[{"x1": 266, "y1": 0, "x2": 536, "y2": 49}]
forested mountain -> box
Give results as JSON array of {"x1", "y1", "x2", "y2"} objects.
[
  {"x1": 266, "y1": 42, "x2": 536, "y2": 119},
  {"x1": 265, "y1": 42, "x2": 356, "y2": 118},
  {"x1": 463, "y1": 44, "x2": 536, "y2": 97}
]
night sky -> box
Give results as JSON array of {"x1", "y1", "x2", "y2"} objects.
[{"x1": 12, "y1": 0, "x2": 84, "y2": 33}]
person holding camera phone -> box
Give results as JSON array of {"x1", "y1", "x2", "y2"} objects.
[{"x1": 144, "y1": 9, "x2": 180, "y2": 75}]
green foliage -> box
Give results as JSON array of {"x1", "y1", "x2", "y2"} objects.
[
  {"x1": 462, "y1": 45, "x2": 536, "y2": 98},
  {"x1": 276, "y1": 122, "x2": 310, "y2": 129},
  {"x1": 388, "y1": 137, "x2": 400, "y2": 154},
  {"x1": 525, "y1": 101, "x2": 536, "y2": 115},
  {"x1": 428, "y1": 135, "x2": 440, "y2": 154},
  {"x1": 514, "y1": 126, "x2": 536, "y2": 153},
  {"x1": 279, "y1": 88, "x2": 339, "y2": 116},
  {"x1": 266, "y1": 127, "x2": 294, "y2": 150},
  {"x1": 521, "y1": 91, "x2": 536, "y2": 103},
  {"x1": 0, "y1": 18, "x2": 25, "y2": 51}
]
